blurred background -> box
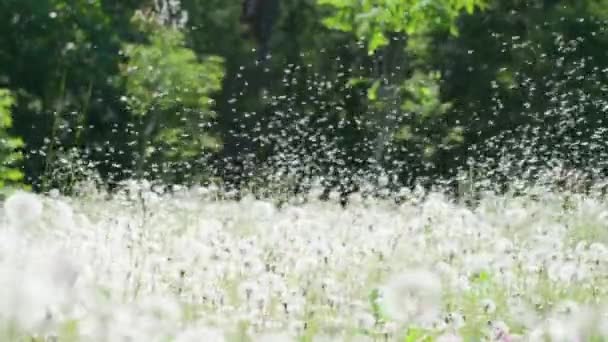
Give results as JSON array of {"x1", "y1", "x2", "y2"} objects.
[{"x1": 1, "y1": 0, "x2": 608, "y2": 195}]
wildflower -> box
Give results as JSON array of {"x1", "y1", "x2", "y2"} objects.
[
  {"x1": 251, "y1": 200, "x2": 276, "y2": 220},
  {"x1": 436, "y1": 333, "x2": 463, "y2": 342},
  {"x1": 238, "y1": 280, "x2": 259, "y2": 302},
  {"x1": 175, "y1": 327, "x2": 226, "y2": 342},
  {"x1": 0, "y1": 248, "x2": 78, "y2": 333},
  {"x1": 3, "y1": 191, "x2": 43, "y2": 228},
  {"x1": 546, "y1": 318, "x2": 581, "y2": 342},
  {"x1": 481, "y1": 298, "x2": 497, "y2": 314},
  {"x1": 253, "y1": 332, "x2": 293, "y2": 342},
  {"x1": 490, "y1": 320, "x2": 513, "y2": 341},
  {"x1": 548, "y1": 261, "x2": 578, "y2": 283},
  {"x1": 355, "y1": 311, "x2": 376, "y2": 330},
  {"x1": 444, "y1": 311, "x2": 466, "y2": 330},
  {"x1": 288, "y1": 320, "x2": 305, "y2": 336},
  {"x1": 49, "y1": 199, "x2": 75, "y2": 230},
  {"x1": 507, "y1": 299, "x2": 539, "y2": 329},
  {"x1": 138, "y1": 295, "x2": 182, "y2": 322},
  {"x1": 381, "y1": 269, "x2": 442, "y2": 325}
]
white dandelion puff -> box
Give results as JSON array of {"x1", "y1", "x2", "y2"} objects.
[
  {"x1": 4, "y1": 191, "x2": 43, "y2": 229},
  {"x1": 380, "y1": 268, "x2": 443, "y2": 325},
  {"x1": 436, "y1": 333, "x2": 463, "y2": 342},
  {"x1": 253, "y1": 332, "x2": 294, "y2": 342},
  {"x1": 174, "y1": 327, "x2": 226, "y2": 342},
  {"x1": 481, "y1": 298, "x2": 497, "y2": 314}
]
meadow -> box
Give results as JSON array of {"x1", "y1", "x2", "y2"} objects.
[
  {"x1": 3, "y1": 1, "x2": 608, "y2": 341},
  {"x1": 1, "y1": 181, "x2": 607, "y2": 341}
]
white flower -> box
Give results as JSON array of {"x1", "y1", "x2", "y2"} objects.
[
  {"x1": 489, "y1": 320, "x2": 510, "y2": 341},
  {"x1": 527, "y1": 327, "x2": 545, "y2": 340},
  {"x1": 548, "y1": 261, "x2": 578, "y2": 283},
  {"x1": 251, "y1": 200, "x2": 276, "y2": 220},
  {"x1": 546, "y1": 318, "x2": 581, "y2": 342},
  {"x1": 288, "y1": 320, "x2": 305, "y2": 336},
  {"x1": 481, "y1": 298, "x2": 497, "y2": 314},
  {"x1": 445, "y1": 311, "x2": 466, "y2": 330},
  {"x1": 49, "y1": 199, "x2": 75, "y2": 230},
  {"x1": 381, "y1": 269, "x2": 442, "y2": 325},
  {"x1": 355, "y1": 311, "x2": 376, "y2": 330},
  {"x1": 175, "y1": 327, "x2": 225, "y2": 342},
  {"x1": 4, "y1": 191, "x2": 43, "y2": 228},
  {"x1": 436, "y1": 333, "x2": 463, "y2": 342},
  {"x1": 253, "y1": 332, "x2": 294, "y2": 342},
  {"x1": 138, "y1": 295, "x2": 182, "y2": 322},
  {"x1": 0, "y1": 247, "x2": 78, "y2": 332}
]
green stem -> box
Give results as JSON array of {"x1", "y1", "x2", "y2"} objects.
[{"x1": 42, "y1": 70, "x2": 67, "y2": 191}]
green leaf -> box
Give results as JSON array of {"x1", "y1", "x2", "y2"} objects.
[
  {"x1": 403, "y1": 326, "x2": 432, "y2": 342},
  {"x1": 368, "y1": 80, "x2": 381, "y2": 101},
  {"x1": 0, "y1": 89, "x2": 23, "y2": 188},
  {"x1": 3, "y1": 169, "x2": 24, "y2": 181},
  {"x1": 368, "y1": 31, "x2": 389, "y2": 53},
  {"x1": 317, "y1": 0, "x2": 487, "y2": 49},
  {"x1": 471, "y1": 270, "x2": 492, "y2": 284}
]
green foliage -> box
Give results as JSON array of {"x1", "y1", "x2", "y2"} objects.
[
  {"x1": 122, "y1": 12, "x2": 225, "y2": 180},
  {"x1": 0, "y1": 0, "x2": 143, "y2": 189},
  {"x1": 313, "y1": 0, "x2": 488, "y2": 182},
  {"x1": 369, "y1": 287, "x2": 386, "y2": 325},
  {"x1": 0, "y1": 89, "x2": 24, "y2": 189},
  {"x1": 2, "y1": 0, "x2": 608, "y2": 192},
  {"x1": 403, "y1": 327, "x2": 432, "y2": 342},
  {"x1": 124, "y1": 14, "x2": 224, "y2": 119},
  {"x1": 317, "y1": 0, "x2": 488, "y2": 53}
]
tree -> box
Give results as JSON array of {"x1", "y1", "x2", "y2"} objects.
[
  {"x1": 317, "y1": 0, "x2": 489, "y2": 53},
  {"x1": 122, "y1": 12, "x2": 225, "y2": 182},
  {"x1": 312, "y1": 0, "x2": 488, "y2": 186},
  {"x1": 429, "y1": 0, "x2": 608, "y2": 187},
  {"x1": 0, "y1": 0, "x2": 144, "y2": 189}
]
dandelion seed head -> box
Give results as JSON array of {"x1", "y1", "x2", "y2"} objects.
[
  {"x1": 481, "y1": 298, "x2": 497, "y2": 314},
  {"x1": 381, "y1": 268, "x2": 442, "y2": 325},
  {"x1": 4, "y1": 192, "x2": 43, "y2": 228},
  {"x1": 253, "y1": 332, "x2": 294, "y2": 342},
  {"x1": 175, "y1": 327, "x2": 226, "y2": 342},
  {"x1": 436, "y1": 333, "x2": 463, "y2": 342}
]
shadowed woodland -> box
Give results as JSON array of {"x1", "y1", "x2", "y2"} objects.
[{"x1": 1, "y1": 0, "x2": 608, "y2": 195}]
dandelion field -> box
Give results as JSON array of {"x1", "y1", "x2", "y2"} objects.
[
  {"x1": 1, "y1": 182, "x2": 607, "y2": 342},
  {"x1": 5, "y1": 0, "x2": 608, "y2": 341}
]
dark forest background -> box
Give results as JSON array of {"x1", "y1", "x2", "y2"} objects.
[{"x1": 1, "y1": 0, "x2": 608, "y2": 195}]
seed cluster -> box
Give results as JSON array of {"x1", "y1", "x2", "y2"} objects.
[{"x1": 0, "y1": 184, "x2": 607, "y2": 341}]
